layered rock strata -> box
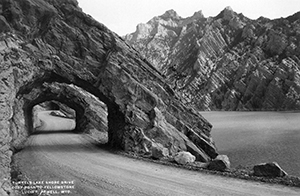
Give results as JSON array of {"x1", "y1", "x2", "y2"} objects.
[
  {"x1": 0, "y1": 0, "x2": 217, "y2": 195},
  {"x1": 125, "y1": 8, "x2": 300, "y2": 111}
]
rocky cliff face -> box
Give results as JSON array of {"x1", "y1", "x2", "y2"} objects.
[
  {"x1": 0, "y1": 1, "x2": 217, "y2": 195},
  {"x1": 125, "y1": 7, "x2": 300, "y2": 111}
]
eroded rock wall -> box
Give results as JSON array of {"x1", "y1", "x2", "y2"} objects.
[
  {"x1": 0, "y1": 1, "x2": 217, "y2": 195},
  {"x1": 125, "y1": 8, "x2": 300, "y2": 111}
]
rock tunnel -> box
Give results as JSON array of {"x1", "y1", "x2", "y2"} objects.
[
  {"x1": 16, "y1": 71, "x2": 125, "y2": 149},
  {"x1": 0, "y1": 0, "x2": 219, "y2": 195},
  {"x1": 24, "y1": 82, "x2": 109, "y2": 143}
]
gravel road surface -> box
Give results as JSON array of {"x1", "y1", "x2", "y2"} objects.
[{"x1": 14, "y1": 112, "x2": 300, "y2": 196}]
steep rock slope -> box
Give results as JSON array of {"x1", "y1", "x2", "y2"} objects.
[
  {"x1": 125, "y1": 7, "x2": 300, "y2": 111},
  {"x1": 0, "y1": 1, "x2": 217, "y2": 195}
]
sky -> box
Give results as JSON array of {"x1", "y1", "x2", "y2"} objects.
[{"x1": 77, "y1": 0, "x2": 300, "y2": 36}]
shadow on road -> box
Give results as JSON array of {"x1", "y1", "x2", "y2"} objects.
[
  {"x1": 26, "y1": 143, "x2": 99, "y2": 153},
  {"x1": 32, "y1": 130, "x2": 75, "y2": 135},
  {"x1": 25, "y1": 133, "x2": 111, "y2": 154}
]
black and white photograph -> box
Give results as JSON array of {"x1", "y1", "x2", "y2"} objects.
[{"x1": 0, "y1": 0, "x2": 300, "y2": 195}]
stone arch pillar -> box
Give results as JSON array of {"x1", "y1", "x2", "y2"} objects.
[{"x1": 106, "y1": 103, "x2": 126, "y2": 149}]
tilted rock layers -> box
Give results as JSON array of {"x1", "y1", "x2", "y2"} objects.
[
  {"x1": 125, "y1": 7, "x2": 300, "y2": 111},
  {"x1": 0, "y1": 0, "x2": 217, "y2": 195}
]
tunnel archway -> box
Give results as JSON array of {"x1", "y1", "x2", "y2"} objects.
[
  {"x1": 0, "y1": 1, "x2": 220, "y2": 194},
  {"x1": 12, "y1": 68, "x2": 217, "y2": 158},
  {"x1": 23, "y1": 85, "x2": 87, "y2": 134},
  {"x1": 16, "y1": 77, "x2": 123, "y2": 150}
]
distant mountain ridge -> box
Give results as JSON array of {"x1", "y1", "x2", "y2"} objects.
[{"x1": 125, "y1": 7, "x2": 300, "y2": 111}]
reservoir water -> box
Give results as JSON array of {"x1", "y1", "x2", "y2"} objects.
[{"x1": 201, "y1": 111, "x2": 300, "y2": 177}]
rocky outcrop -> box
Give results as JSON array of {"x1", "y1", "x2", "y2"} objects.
[
  {"x1": 174, "y1": 151, "x2": 196, "y2": 165},
  {"x1": 253, "y1": 162, "x2": 288, "y2": 177},
  {"x1": 207, "y1": 155, "x2": 230, "y2": 172},
  {"x1": 0, "y1": 0, "x2": 217, "y2": 195},
  {"x1": 125, "y1": 8, "x2": 300, "y2": 111},
  {"x1": 151, "y1": 143, "x2": 169, "y2": 159}
]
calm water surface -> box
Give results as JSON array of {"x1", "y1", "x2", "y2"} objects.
[{"x1": 201, "y1": 111, "x2": 300, "y2": 177}]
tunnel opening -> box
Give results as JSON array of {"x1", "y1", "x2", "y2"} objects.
[
  {"x1": 22, "y1": 82, "x2": 110, "y2": 146},
  {"x1": 32, "y1": 101, "x2": 77, "y2": 132},
  {"x1": 12, "y1": 70, "x2": 141, "y2": 156},
  {"x1": 30, "y1": 99, "x2": 109, "y2": 146}
]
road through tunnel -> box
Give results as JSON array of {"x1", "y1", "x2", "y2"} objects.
[
  {"x1": 12, "y1": 78, "x2": 119, "y2": 152},
  {"x1": 0, "y1": 1, "x2": 219, "y2": 195},
  {"x1": 32, "y1": 101, "x2": 77, "y2": 132},
  {"x1": 9, "y1": 65, "x2": 218, "y2": 162}
]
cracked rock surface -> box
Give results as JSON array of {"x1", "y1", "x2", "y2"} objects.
[{"x1": 125, "y1": 8, "x2": 300, "y2": 111}]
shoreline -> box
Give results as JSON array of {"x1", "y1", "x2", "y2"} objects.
[{"x1": 84, "y1": 133, "x2": 300, "y2": 188}]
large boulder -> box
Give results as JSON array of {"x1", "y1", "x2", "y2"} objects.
[
  {"x1": 174, "y1": 151, "x2": 196, "y2": 165},
  {"x1": 207, "y1": 155, "x2": 230, "y2": 172},
  {"x1": 253, "y1": 162, "x2": 288, "y2": 178},
  {"x1": 151, "y1": 143, "x2": 169, "y2": 159}
]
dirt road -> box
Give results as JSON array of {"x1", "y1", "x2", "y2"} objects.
[
  {"x1": 14, "y1": 113, "x2": 300, "y2": 195},
  {"x1": 34, "y1": 111, "x2": 76, "y2": 131}
]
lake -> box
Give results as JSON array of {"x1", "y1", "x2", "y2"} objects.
[{"x1": 201, "y1": 111, "x2": 300, "y2": 177}]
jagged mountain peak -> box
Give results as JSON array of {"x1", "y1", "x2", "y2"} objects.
[
  {"x1": 222, "y1": 6, "x2": 235, "y2": 16},
  {"x1": 161, "y1": 9, "x2": 181, "y2": 20},
  {"x1": 192, "y1": 10, "x2": 204, "y2": 19},
  {"x1": 125, "y1": 8, "x2": 300, "y2": 111},
  {"x1": 125, "y1": 9, "x2": 184, "y2": 42},
  {"x1": 215, "y1": 6, "x2": 237, "y2": 20},
  {"x1": 224, "y1": 6, "x2": 233, "y2": 11}
]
